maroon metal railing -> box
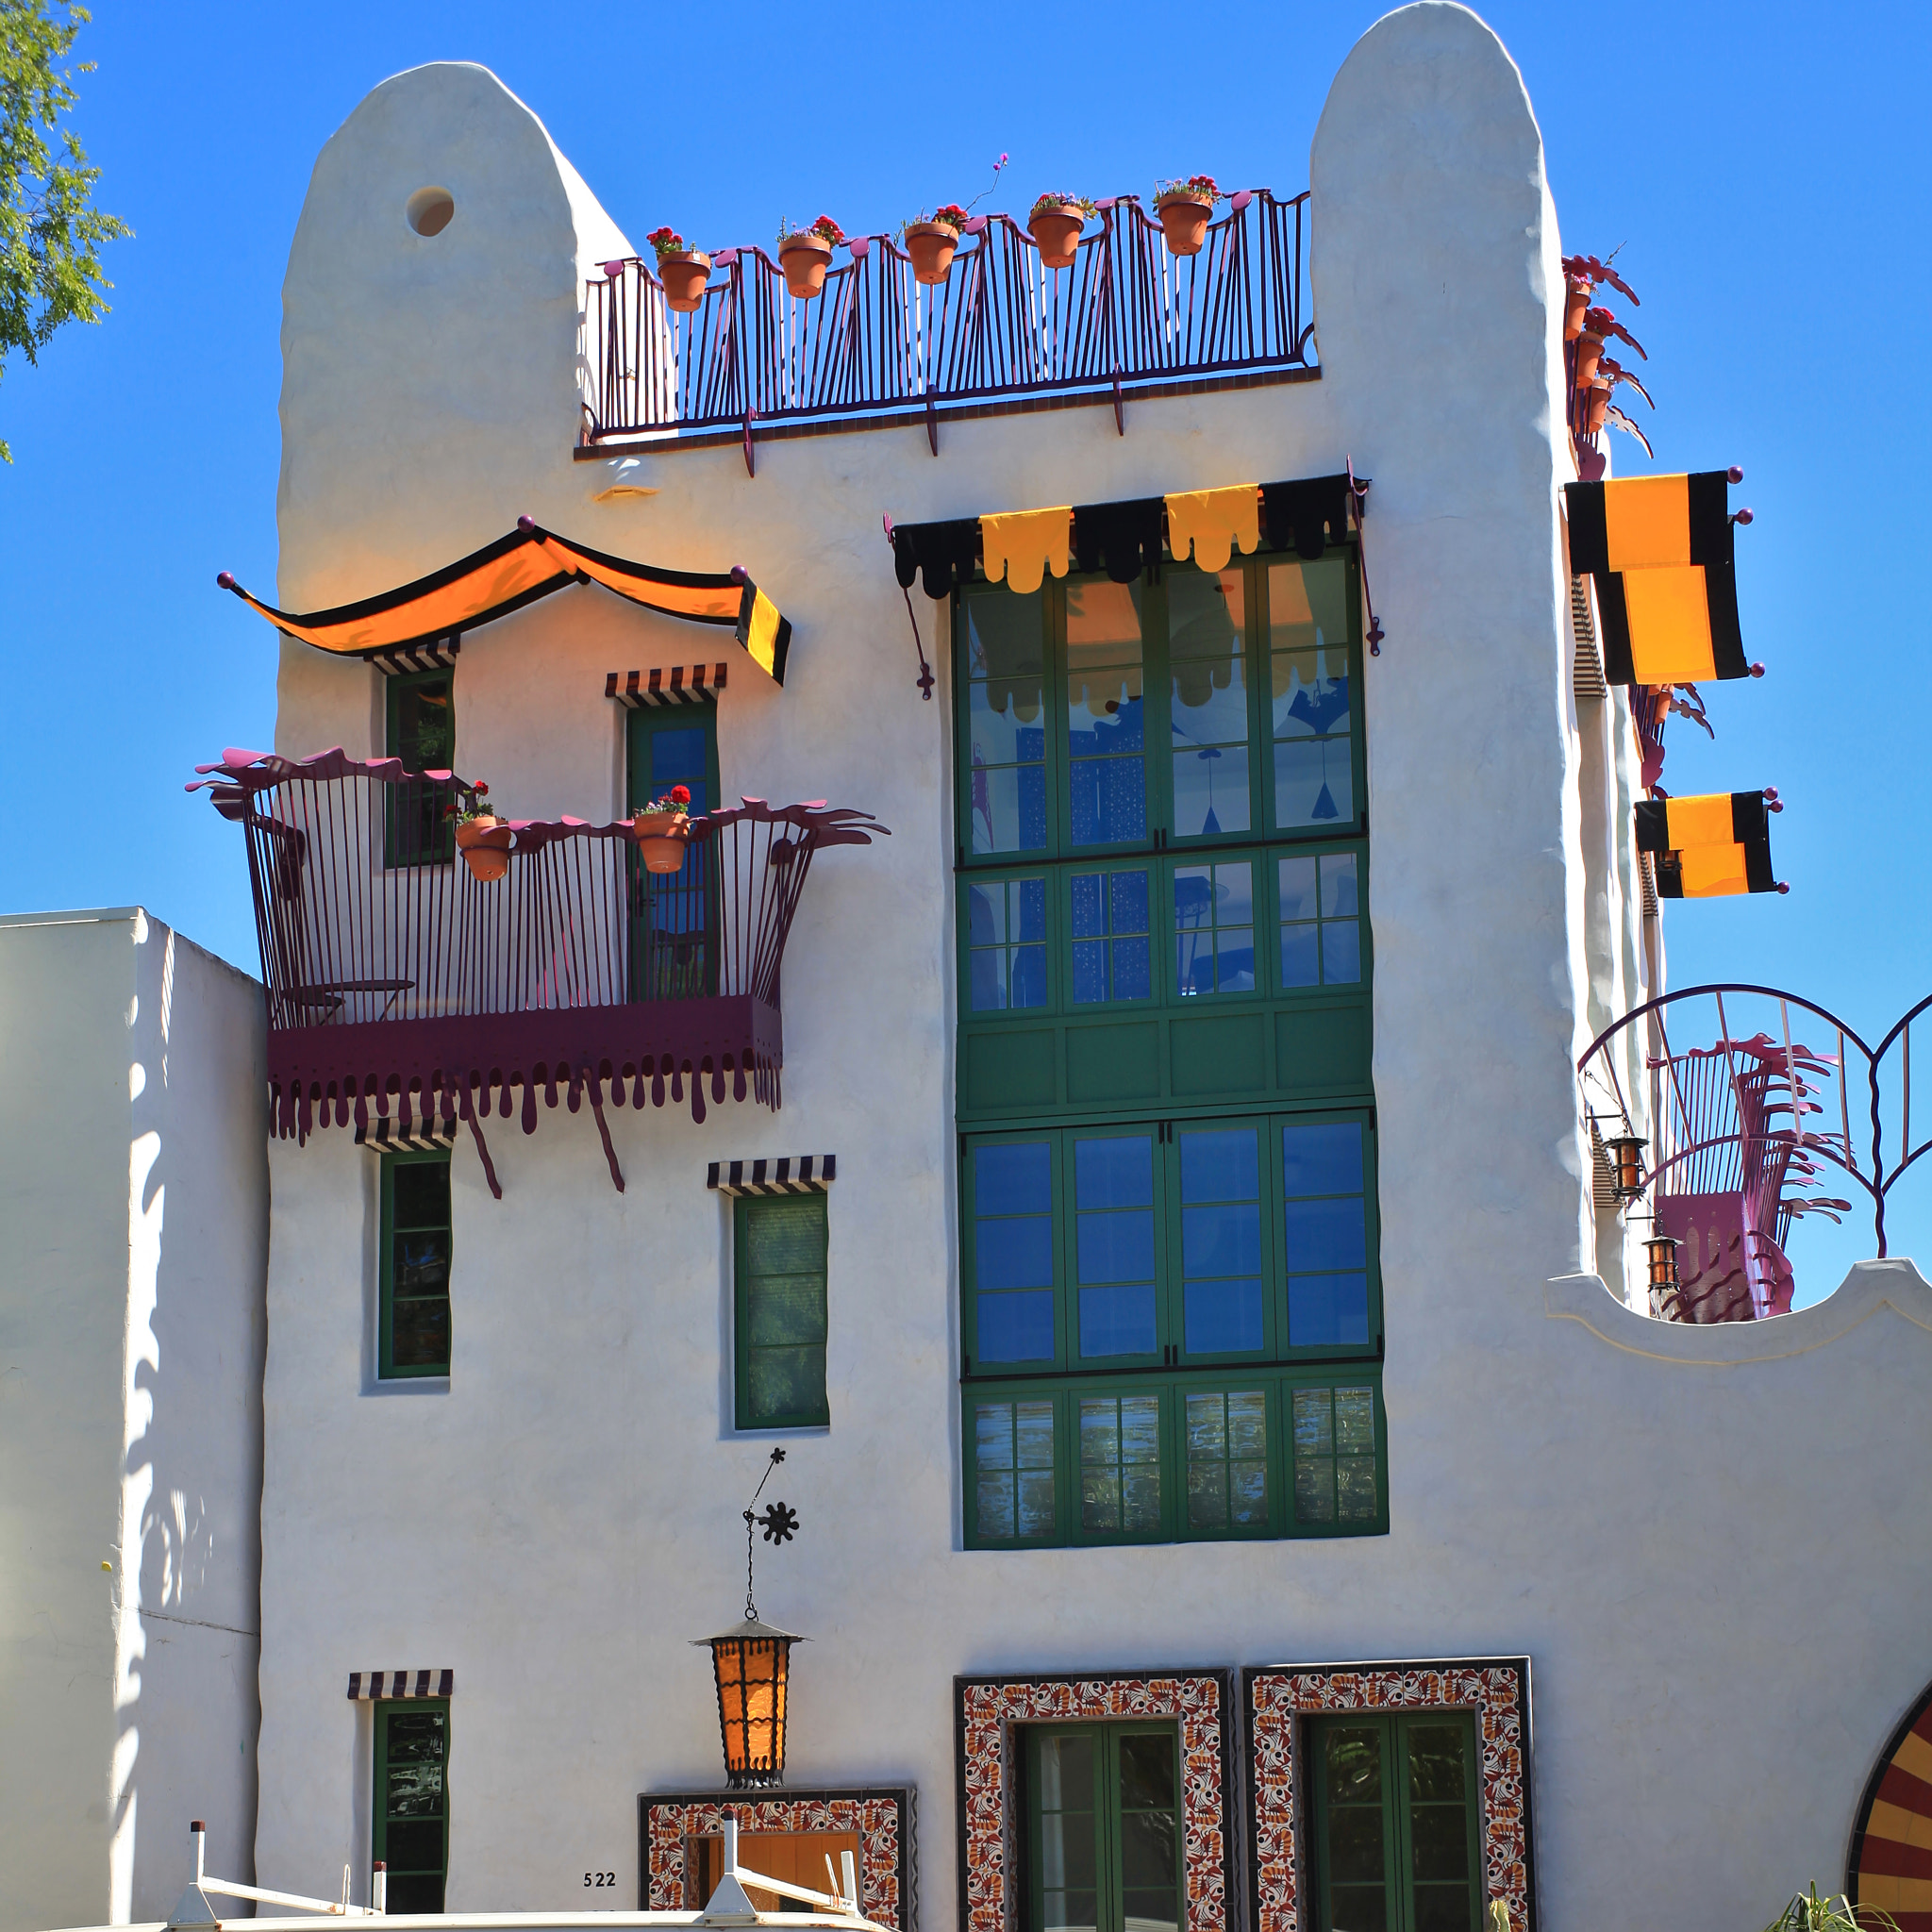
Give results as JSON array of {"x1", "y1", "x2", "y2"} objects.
[
  {"x1": 190, "y1": 749, "x2": 886, "y2": 1157},
  {"x1": 581, "y1": 191, "x2": 1315, "y2": 448}
]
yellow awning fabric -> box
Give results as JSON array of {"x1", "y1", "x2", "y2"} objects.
[
  {"x1": 1564, "y1": 472, "x2": 1747, "y2": 686},
  {"x1": 218, "y1": 520, "x2": 791, "y2": 685},
  {"x1": 1164, "y1": 484, "x2": 1261, "y2": 573},
  {"x1": 1634, "y1": 791, "x2": 1777, "y2": 898},
  {"x1": 980, "y1": 507, "x2": 1071, "y2": 595}
]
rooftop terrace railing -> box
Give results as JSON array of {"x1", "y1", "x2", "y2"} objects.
[
  {"x1": 580, "y1": 190, "x2": 1315, "y2": 459},
  {"x1": 190, "y1": 749, "x2": 886, "y2": 1170}
]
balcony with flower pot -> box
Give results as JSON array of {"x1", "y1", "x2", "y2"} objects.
[{"x1": 189, "y1": 747, "x2": 887, "y2": 1192}]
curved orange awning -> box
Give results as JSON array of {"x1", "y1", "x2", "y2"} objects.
[{"x1": 218, "y1": 519, "x2": 791, "y2": 684}]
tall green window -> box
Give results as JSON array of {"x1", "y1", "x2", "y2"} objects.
[
  {"x1": 734, "y1": 1193, "x2": 830, "y2": 1429},
  {"x1": 955, "y1": 541, "x2": 1380, "y2": 1551},
  {"x1": 373, "y1": 1698, "x2": 449, "y2": 1914},
  {"x1": 379, "y1": 1149, "x2": 452, "y2": 1379},
  {"x1": 384, "y1": 669, "x2": 456, "y2": 868},
  {"x1": 1026, "y1": 1724, "x2": 1182, "y2": 1932},
  {"x1": 627, "y1": 704, "x2": 722, "y2": 1002},
  {"x1": 1307, "y1": 1713, "x2": 1482, "y2": 1932}
]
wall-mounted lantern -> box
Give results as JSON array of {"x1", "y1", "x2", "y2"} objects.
[
  {"x1": 1605, "y1": 1134, "x2": 1648, "y2": 1204},
  {"x1": 1645, "y1": 1234, "x2": 1681, "y2": 1297},
  {"x1": 695, "y1": 1449, "x2": 805, "y2": 1790}
]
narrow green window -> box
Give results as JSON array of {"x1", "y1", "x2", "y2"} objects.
[
  {"x1": 1278, "y1": 850, "x2": 1364, "y2": 988},
  {"x1": 972, "y1": 1395, "x2": 1058, "y2": 1544},
  {"x1": 968, "y1": 1140, "x2": 1059, "y2": 1369},
  {"x1": 734, "y1": 1193, "x2": 829, "y2": 1429},
  {"x1": 626, "y1": 704, "x2": 722, "y2": 1000},
  {"x1": 1077, "y1": 1391, "x2": 1162, "y2": 1537},
  {"x1": 1064, "y1": 578, "x2": 1148, "y2": 847},
  {"x1": 1291, "y1": 1384, "x2": 1381, "y2": 1525},
  {"x1": 374, "y1": 1698, "x2": 449, "y2": 1913},
  {"x1": 1282, "y1": 1121, "x2": 1373, "y2": 1348},
  {"x1": 1183, "y1": 1388, "x2": 1270, "y2": 1533},
  {"x1": 1027, "y1": 1724, "x2": 1182, "y2": 1932},
  {"x1": 963, "y1": 586, "x2": 1048, "y2": 856},
  {"x1": 1069, "y1": 867, "x2": 1152, "y2": 1004},
  {"x1": 384, "y1": 669, "x2": 456, "y2": 867},
  {"x1": 1268, "y1": 558, "x2": 1355, "y2": 829},
  {"x1": 1072, "y1": 1131, "x2": 1160, "y2": 1362},
  {"x1": 1308, "y1": 1713, "x2": 1482, "y2": 1932},
  {"x1": 379, "y1": 1150, "x2": 452, "y2": 1379},
  {"x1": 967, "y1": 875, "x2": 1049, "y2": 1011},
  {"x1": 1173, "y1": 858, "x2": 1256, "y2": 996},
  {"x1": 1168, "y1": 566, "x2": 1252, "y2": 838}
]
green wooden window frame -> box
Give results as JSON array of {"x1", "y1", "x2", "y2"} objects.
[
  {"x1": 626, "y1": 705, "x2": 724, "y2": 1004},
  {"x1": 734, "y1": 1193, "x2": 830, "y2": 1430},
  {"x1": 384, "y1": 668, "x2": 457, "y2": 868},
  {"x1": 959, "y1": 840, "x2": 1369, "y2": 1019},
  {"x1": 626, "y1": 703, "x2": 722, "y2": 818},
  {"x1": 955, "y1": 552, "x2": 1363, "y2": 868},
  {"x1": 373, "y1": 1697, "x2": 449, "y2": 1914},
  {"x1": 379, "y1": 1149, "x2": 452, "y2": 1380},
  {"x1": 1024, "y1": 1722, "x2": 1184, "y2": 1932},
  {"x1": 965, "y1": 1366, "x2": 1386, "y2": 1548},
  {"x1": 962, "y1": 1109, "x2": 1380, "y2": 1375},
  {"x1": 1307, "y1": 1712, "x2": 1483, "y2": 1932}
]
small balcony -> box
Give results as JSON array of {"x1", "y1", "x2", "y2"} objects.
[{"x1": 192, "y1": 748, "x2": 885, "y2": 1190}]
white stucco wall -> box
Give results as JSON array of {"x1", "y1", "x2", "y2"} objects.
[
  {"x1": 1, "y1": 911, "x2": 268, "y2": 1932},
  {"x1": 242, "y1": 11, "x2": 1932, "y2": 1932}
]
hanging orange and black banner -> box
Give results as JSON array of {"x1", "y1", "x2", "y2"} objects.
[
  {"x1": 1565, "y1": 472, "x2": 1747, "y2": 685},
  {"x1": 1634, "y1": 791, "x2": 1778, "y2": 897}
]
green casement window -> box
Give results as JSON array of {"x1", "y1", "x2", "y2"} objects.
[
  {"x1": 373, "y1": 1698, "x2": 449, "y2": 1914},
  {"x1": 626, "y1": 704, "x2": 723, "y2": 1002},
  {"x1": 379, "y1": 1149, "x2": 452, "y2": 1379},
  {"x1": 384, "y1": 669, "x2": 457, "y2": 868},
  {"x1": 962, "y1": 1111, "x2": 1380, "y2": 1374},
  {"x1": 956, "y1": 553, "x2": 1360, "y2": 865},
  {"x1": 1025, "y1": 1724, "x2": 1183, "y2": 1932},
  {"x1": 1307, "y1": 1713, "x2": 1483, "y2": 1932},
  {"x1": 966, "y1": 1367, "x2": 1384, "y2": 1548},
  {"x1": 734, "y1": 1193, "x2": 830, "y2": 1429}
]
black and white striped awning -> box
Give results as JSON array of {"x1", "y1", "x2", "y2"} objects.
[
  {"x1": 372, "y1": 637, "x2": 460, "y2": 676},
  {"x1": 607, "y1": 663, "x2": 727, "y2": 708},
  {"x1": 347, "y1": 1669, "x2": 453, "y2": 1701},
  {"x1": 356, "y1": 1117, "x2": 458, "y2": 1153},
  {"x1": 708, "y1": 1155, "x2": 836, "y2": 1196}
]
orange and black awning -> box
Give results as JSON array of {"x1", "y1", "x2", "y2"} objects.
[
  {"x1": 1635, "y1": 791, "x2": 1778, "y2": 897},
  {"x1": 219, "y1": 518, "x2": 791, "y2": 685},
  {"x1": 1564, "y1": 472, "x2": 1746, "y2": 685}
]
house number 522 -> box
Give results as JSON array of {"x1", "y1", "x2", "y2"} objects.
[{"x1": 584, "y1": 1874, "x2": 616, "y2": 1888}]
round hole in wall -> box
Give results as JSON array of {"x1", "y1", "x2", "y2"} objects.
[{"x1": 406, "y1": 186, "x2": 456, "y2": 237}]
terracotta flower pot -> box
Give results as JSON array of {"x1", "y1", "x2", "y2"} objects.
[
  {"x1": 1563, "y1": 276, "x2": 1591, "y2": 342},
  {"x1": 1028, "y1": 205, "x2": 1087, "y2": 269},
  {"x1": 778, "y1": 234, "x2": 834, "y2": 300},
  {"x1": 455, "y1": 816, "x2": 512, "y2": 884},
  {"x1": 633, "y1": 810, "x2": 691, "y2": 874},
  {"x1": 658, "y1": 250, "x2": 711, "y2": 313},
  {"x1": 1156, "y1": 192, "x2": 1213, "y2": 258},
  {"x1": 904, "y1": 222, "x2": 960, "y2": 286},
  {"x1": 1586, "y1": 378, "x2": 1611, "y2": 434},
  {"x1": 1574, "y1": 329, "x2": 1606, "y2": 387}
]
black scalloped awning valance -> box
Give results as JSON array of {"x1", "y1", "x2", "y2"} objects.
[{"x1": 890, "y1": 474, "x2": 1351, "y2": 598}]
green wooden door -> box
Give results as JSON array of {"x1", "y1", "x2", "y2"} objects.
[
  {"x1": 1027, "y1": 1723, "x2": 1182, "y2": 1932},
  {"x1": 373, "y1": 1698, "x2": 448, "y2": 1912}
]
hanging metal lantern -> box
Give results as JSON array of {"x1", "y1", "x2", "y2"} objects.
[
  {"x1": 696, "y1": 1616, "x2": 803, "y2": 1789},
  {"x1": 1605, "y1": 1134, "x2": 1647, "y2": 1204},
  {"x1": 1645, "y1": 1234, "x2": 1680, "y2": 1292}
]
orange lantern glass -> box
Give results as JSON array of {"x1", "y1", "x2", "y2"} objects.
[
  {"x1": 696, "y1": 1617, "x2": 802, "y2": 1788},
  {"x1": 1605, "y1": 1134, "x2": 1647, "y2": 1204},
  {"x1": 1645, "y1": 1235, "x2": 1680, "y2": 1292}
]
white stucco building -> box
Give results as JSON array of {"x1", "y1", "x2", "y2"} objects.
[
  {"x1": 0, "y1": 911, "x2": 267, "y2": 1932},
  {"x1": 11, "y1": 8, "x2": 1932, "y2": 1932}
]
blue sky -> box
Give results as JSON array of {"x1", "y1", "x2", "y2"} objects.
[{"x1": 2, "y1": 0, "x2": 1926, "y2": 1289}]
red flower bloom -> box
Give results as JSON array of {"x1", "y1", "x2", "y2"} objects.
[{"x1": 670, "y1": 784, "x2": 691, "y2": 805}]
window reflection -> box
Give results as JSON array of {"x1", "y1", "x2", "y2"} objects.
[
  {"x1": 1269, "y1": 560, "x2": 1353, "y2": 829},
  {"x1": 1169, "y1": 570, "x2": 1251, "y2": 838}
]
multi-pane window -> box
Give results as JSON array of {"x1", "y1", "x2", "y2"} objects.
[
  {"x1": 966, "y1": 1372, "x2": 1384, "y2": 1547},
  {"x1": 1307, "y1": 1714, "x2": 1482, "y2": 1932},
  {"x1": 734, "y1": 1193, "x2": 830, "y2": 1429},
  {"x1": 373, "y1": 1698, "x2": 449, "y2": 1913},
  {"x1": 1278, "y1": 852, "x2": 1362, "y2": 989},
  {"x1": 379, "y1": 1149, "x2": 452, "y2": 1379},
  {"x1": 967, "y1": 876, "x2": 1048, "y2": 1012},
  {"x1": 384, "y1": 670, "x2": 456, "y2": 867},
  {"x1": 1027, "y1": 1724, "x2": 1183, "y2": 1932},
  {"x1": 963, "y1": 1113, "x2": 1379, "y2": 1372},
  {"x1": 627, "y1": 704, "x2": 721, "y2": 1001}
]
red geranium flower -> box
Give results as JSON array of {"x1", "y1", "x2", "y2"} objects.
[{"x1": 671, "y1": 784, "x2": 691, "y2": 805}]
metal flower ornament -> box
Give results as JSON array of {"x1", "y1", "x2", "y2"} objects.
[{"x1": 744, "y1": 1447, "x2": 800, "y2": 1598}]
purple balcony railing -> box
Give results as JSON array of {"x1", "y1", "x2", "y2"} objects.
[
  {"x1": 580, "y1": 191, "x2": 1315, "y2": 460},
  {"x1": 190, "y1": 748, "x2": 886, "y2": 1190},
  {"x1": 1579, "y1": 983, "x2": 1932, "y2": 1320}
]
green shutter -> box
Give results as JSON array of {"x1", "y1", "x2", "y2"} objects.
[
  {"x1": 735, "y1": 1194, "x2": 830, "y2": 1429},
  {"x1": 373, "y1": 1699, "x2": 449, "y2": 1914},
  {"x1": 379, "y1": 1150, "x2": 452, "y2": 1379}
]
